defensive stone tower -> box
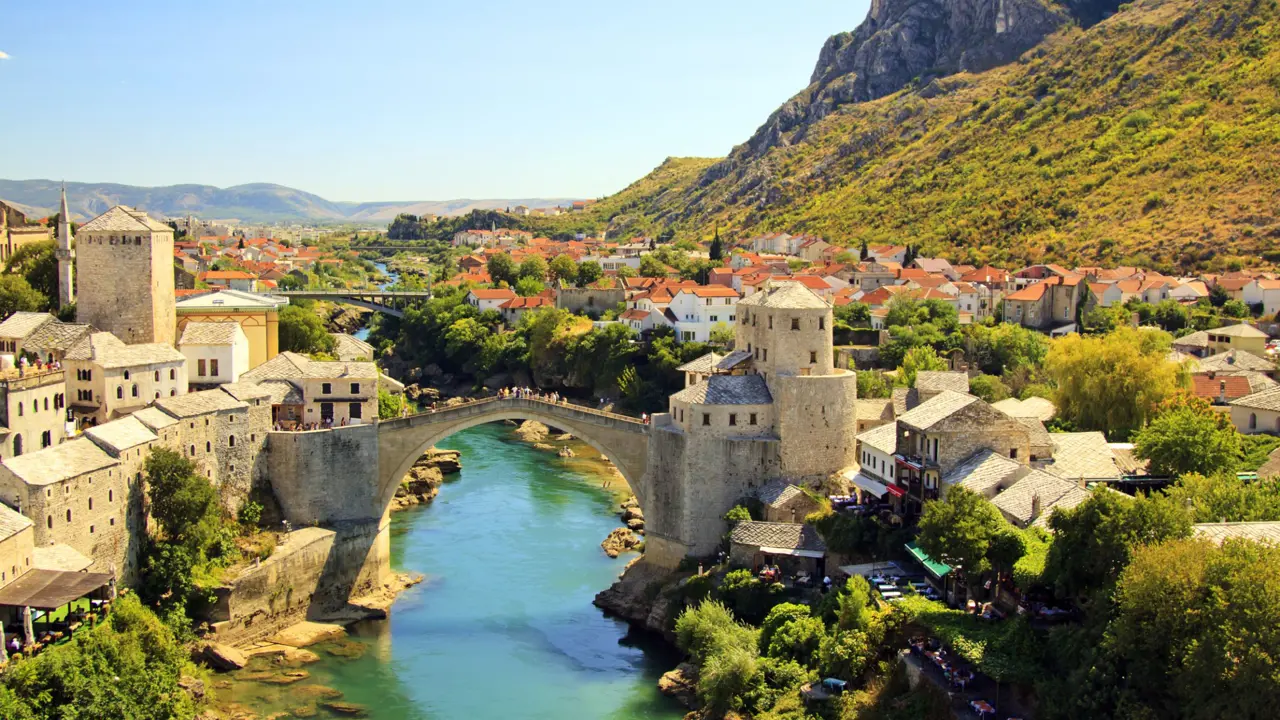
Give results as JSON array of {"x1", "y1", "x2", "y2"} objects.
[
  {"x1": 56, "y1": 186, "x2": 75, "y2": 310},
  {"x1": 75, "y1": 206, "x2": 176, "y2": 345}
]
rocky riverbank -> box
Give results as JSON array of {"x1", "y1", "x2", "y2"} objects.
[
  {"x1": 390, "y1": 447, "x2": 461, "y2": 511},
  {"x1": 593, "y1": 557, "x2": 691, "y2": 638}
]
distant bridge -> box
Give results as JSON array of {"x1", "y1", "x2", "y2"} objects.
[{"x1": 273, "y1": 290, "x2": 431, "y2": 317}]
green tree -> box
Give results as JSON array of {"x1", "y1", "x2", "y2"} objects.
[
  {"x1": 518, "y1": 255, "x2": 548, "y2": 281},
  {"x1": 675, "y1": 600, "x2": 758, "y2": 664},
  {"x1": 968, "y1": 373, "x2": 1011, "y2": 403},
  {"x1": 896, "y1": 345, "x2": 947, "y2": 387},
  {"x1": 576, "y1": 260, "x2": 603, "y2": 286},
  {"x1": 916, "y1": 487, "x2": 1005, "y2": 594},
  {"x1": 764, "y1": 614, "x2": 826, "y2": 666},
  {"x1": 1043, "y1": 490, "x2": 1191, "y2": 600},
  {"x1": 443, "y1": 317, "x2": 491, "y2": 365},
  {"x1": 709, "y1": 322, "x2": 734, "y2": 345},
  {"x1": 278, "y1": 303, "x2": 337, "y2": 355},
  {"x1": 0, "y1": 274, "x2": 48, "y2": 316},
  {"x1": 4, "y1": 240, "x2": 57, "y2": 306},
  {"x1": 1161, "y1": 471, "x2": 1280, "y2": 523},
  {"x1": 378, "y1": 387, "x2": 405, "y2": 419},
  {"x1": 709, "y1": 228, "x2": 724, "y2": 261},
  {"x1": 548, "y1": 254, "x2": 578, "y2": 283},
  {"x1": 145, "y1": 448, "x2": 220, "y2": 548},
  {"x1": 486, "y1": 253, "x2": 517, "y2": 285},
  {"x1": 638, "y1": 254, "x2": 668, "y2": 278},
  {"x1": 1221, "y1": 298, "x2": 1250, "y2": 318},
  {"x1": 1134, "y1": 395, "x2": 1240, "y2": 477},
  {"x1": 1046, "y1": 327, "x2": 1186, "y2": 440},
  {"x1": 1150, "y1": 299, "x2": 1190, "y2": 332},
  {"x1": 616, "y1": 264, "x2": 638, "y2": 278},
  {"x1": 834, "y1": 301, "x2": 871, "y2": 328},
  {"x1": 856, "y1": 370, "x2": 892, "y2": 399},
  {"x1": 514, "y1": 277, "x2": 545, "y2": 297},
  {"x1": 836, "y1": 576, "x2": 874, "y2": 631},
  {"x1": 1106, "y1": 538, "x2": 1280, "y2": 719},
  {"x1": 964, "y1": 322, "x2": 1049, "y2": 376}
]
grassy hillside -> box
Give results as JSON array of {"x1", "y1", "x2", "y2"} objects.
[{"x1": 546, "y1": 0, "x2": 1280, "y2": 271}]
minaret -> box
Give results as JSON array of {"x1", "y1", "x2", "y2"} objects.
[{"x1": 56, "y1": 185, "x2": 75, "y2": 310}]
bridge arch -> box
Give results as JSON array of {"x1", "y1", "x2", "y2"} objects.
[{"x1": 376, "y1": 398, "x2": 650, "y2": 520}]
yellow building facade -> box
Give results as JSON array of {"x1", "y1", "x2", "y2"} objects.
[{"x1": 175, "y1": 290, "x2": 283, "y2": 369}]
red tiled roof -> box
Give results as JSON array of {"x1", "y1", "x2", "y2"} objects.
[
  {"x1": 620, "y1": 309, "x2": 650, "y2": 321},
  {"x1": 1191, "y1": 374, "x2": 1254, "y2": 400},
  {"x1": 499, "y1": 296, "x2": 553, "y2": 310},
  {"x1": 1005, "y1": 281, "x2": 1049, "y2": 302},
  {"x1": 682, "y1": 286, "x2": 741, "y2": 298},
  {"x1": 469, "y1": 288, "x2": 518, "y2": 300},
  {"x1": 199, "y1": 270, "x2": 257, "y2": 280}
]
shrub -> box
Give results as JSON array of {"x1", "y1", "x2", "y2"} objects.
[{"x1": 675, "y1": 600, "x2": 758, "y2": 663}]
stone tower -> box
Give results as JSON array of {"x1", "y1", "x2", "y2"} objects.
[
  {"x1": 74, "y1": 206, "x2": 176, "y2": 345},
  {"x1": 56, "y1": 186, "x2": 75, "y2": 310}
]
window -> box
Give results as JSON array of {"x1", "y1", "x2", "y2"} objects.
[
  {"x1": 749, "y1": 414, "x2": 757, "y2": 425},
  {"x1": 171, "y1": 389, "x2": 176, "y2": 396},
  {"x1": 791, "y1": 318, "x2": 800, "y2": 330},
  {"x1": 702, "y1": 413, "x2": 710, "y2": 426},
  {"x1": 322, "y1": 383, "x2": 332, "y2": 395},
  {"x1": 768, "y1": 315, "x2": 773, "y2": 329},
  {"x1": 88, "y1": 497, "x2": 93, "y2": 510},
  {"x1": 132, "y1": 384, "x2": 138, "y2": 397},
  {"x1": 16, "y1": 402, "x2": 21, "y2": 417},
  {"x1": 116, "y1": 387, "x2": 123, "y2": 399},
  {"x1": 43, "y1": 398, "x2": 48, "y2": 411},
  {"x1": 729, "y1": 413, "x2": 737, "y2": 426},
  {"x1": 350, "y1": 382, "x2": 361, "y2": 395},
  {"x1": 41, "y1": 431, "x2": 51, "y2": 448},
  {"x1": 46, "y1": 516, "x2": 51, "y2": 529},
  {"x1": 350, "y1": 402, "x2": 363, "y2": 420},
  {"x1": 189, "y1": 445, "x2": 195, "y2": 456},
  {"x1": 170, "y1": 368, "x2": 176, "y2": 380},
  {"x1": 810, "y1": 351, "x2": 817, "y2": 364},
  {"x1": 206, "y1": 441, "x2": 211, "y2": 453},
  {"x1": 1010, "y1": 448, "x2": 1018, "y2": 459},
  {"x1": 198, "y1": 359, "x2": 206, "y2": 377},
  {"x1": 210, "y1": 359, "x2": 219, "y2": 376},
  {"x1": 154, "y1": 370, "x2": 160, "y2": 381},
  {"x1": 66, "y1": 509, "x2": 71, "y2": 523},
  {"x1": 819, "y1": 317, "x2": 825, "y2": 330},
  {"x1": 229, "y1": 435, "x2": 236, "y2": 447},
  {"x1": 123, "y1": 370, "x2": 130, "y2": 380},
  {"x1": 762, "y1": 349, "x2": 768, "y2": 362},
  {"x1": 1250, "y1": 413, "x2": 1258, "y2": 430},
  {"x1": 109, "y1": 490, "x2": 113, "y2": 502}
]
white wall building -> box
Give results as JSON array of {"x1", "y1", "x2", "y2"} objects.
[
  {"x1": 178, "y1": 321, "x2": 250, "y2": 387},
  {"x1": 668, "y1": 286, "x2": 740, "y2": 343}
]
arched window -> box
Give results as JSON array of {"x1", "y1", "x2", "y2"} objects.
[
  {"x1": 123, "y1": 370, "x2": 130, "y2": 380},
  {"x1": 109, "y1": 489, "x2": 114, "y2": 502},
  {"x1": 1250, "y1": 413, "x2": 1258, "y2": 430},
  {"x1": 43, "y1": 398, "x2": 48, "y2": 411},
  {"x1": 131, "y1": 384, "x2": 138, "y2": 397},
  {"x1": 154, "y1": 370, "x2": 160, "y2": 381},
  {"x1": 47, "y1": 516, "x2": 52, "y2": 529},
  {"x1": 229, "y1": 435, "x2": 236, "y2": 447},
  {"x1": 170, "y1": 369, "x2": 175, "y2": 380},
  {"x1": 189, "y1": 445, "x2": 195, "y2": 456},
  {"x1": 170, "y1": 389, "x2": 176, "y2": 396},
  {"x1": 205, "y1": 441, "x2": 211, "y2": 453},
  {"x1": 116, "y1": 387, "x2": 123, "y2": 399},
  {"x1": 12, "y1": 435, "x2": 21, "y2": 457}
]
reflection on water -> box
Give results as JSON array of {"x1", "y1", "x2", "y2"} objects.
[{"x1": 220, "y1": 424, "x2": 682, "y2": 719}]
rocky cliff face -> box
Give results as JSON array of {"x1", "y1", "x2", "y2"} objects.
[{"x1": 732, "y1": 0, "x2": 1119, "y2": 160}]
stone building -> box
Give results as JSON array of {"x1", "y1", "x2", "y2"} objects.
[
  {"x1": 0, "y1": 366, "x2": 70, "y2": 460},
  {"x1": 0, "y1": 312, "x2": 92, "y2": 368},
  {"x1": 75, "y1": 206, "x2": 176, "y2": 345},
  {"x1": 0, "y1": 201, "x2": 52, "y2": 264},
  {"x1": 178, "y1": 321, "x2": 250, "y2": 388},
  {"x1": 0, "y1": 502, "x2": 35, "y2": 591},
  {"x1": 646, "y1": 280, "x2": 860, "y2": 562},
  {"x1": 65, "y1": 332, "x2": 188, "y2": 425},
  {"x1": 240, "y1": 351, "x2": 379, "y2": 427},
  {"x1": 175, "y1": 290, "x2": 285, "y2": 369}
]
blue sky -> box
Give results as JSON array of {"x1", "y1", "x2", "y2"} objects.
[{"x1": 0, "y1": 1, "x2": 869, "y2": 201}]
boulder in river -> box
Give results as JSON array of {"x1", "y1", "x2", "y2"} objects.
[
  {"x1": 513, "y1": 420, "x2": 549, "y2": 443},
  {"x1": 321, "y1": 701, "x2": 369, "y2": 717},
  {"x1": 601, "y1": 527, "x2": 642, "y2": 558},
  {"x1": 658, "y1": 662, "x2": 700, "y2": 709},
  {"x1": 198, "y1": 642, "x2": 247, "y2": 671}
]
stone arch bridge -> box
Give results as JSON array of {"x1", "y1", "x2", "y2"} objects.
[{"x1": 376, "y1": 397, "x2": 650, "y2": 513}]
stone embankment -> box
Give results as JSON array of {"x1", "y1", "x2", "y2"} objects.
[
  {"x1": 593, "y1": 558, "x2": 689, "y2": 638},
  {"x1": 600, "y1": 496, "x2": 646, "y2": 557},
  {"x1": 391, "y1": 447, "x2": 462, "y2": 511}
]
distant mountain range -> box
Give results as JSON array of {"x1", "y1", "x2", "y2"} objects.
[{"x1": 0, "y1": 179, "x2": 581, "y2": 224}]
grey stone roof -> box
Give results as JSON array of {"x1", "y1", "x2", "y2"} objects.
[
  {"x1": 1015, "y1": 417, "x2": 1053, "y2": 453},
  {"x1": 730, "y1": 521, "x2": 827, "y2": 552},
  {"x1": 218, "y1": 382, "x2": 275, "y2": 403},
  {"x1": 991, "y1": 396, "x2": 1057, "y2": 422},
  {"x1": 857, "y1": 421, "x2": 898, "y2": 455},
  {"x1": 155, "y1": 389, "x2": 247, "y2": 418},
  {"x1": 856, "y1": 398, "x2": 894, "y2": 422},
  {"x1": 1212, "y1": 323, "x2": 1269, "y2": 338},
  {"x1": 0, "y1": 312, "x2": 53, "y2": 340},
  {"x1": 132, "y1": 406, "x2": 180, "y2": 431},
  {"x1": 1230, "y1": 385, "x2": 1280, "y2": 412},
  {"x1": 916, "y1": 371, "x2": 970, "y2": 395},
  {"x1": 77, "y1": 205, "x2": 172, "y2": 233},
  {"x1": 0, "y1": 502, "x2": 33, "y2": 541},
  {"x1": 1, "y1": 438, "x2": 118, "y2": 486},
  {"x1": 332, "y1": 333, "x2": 374, "y2": 361},
  {"x1": 179, "y1": 321, "x2": 241, "y2": 346},
  {"x1": 66, "y1": 332, "x2": 185, "y2": 368},
  {"x1": 1044, "y1": 432, "x2": 1120, "y2": 481},
  {"x1": 1109, "y1": 444, "x2": 1150, "y2": 475},
  {"x1": 1194, "y1": 521, "x2": 1280, "y2": 545},
  {"x1": 1197, "y1": 349, "x2": 1275, "y2": 374},
  {"x1": 240, "y1": 351, "x2": 377, "y2": 382},
  {"x1": 737, "y1": 281, "x2": 829, "y2": 310},
  {"x1": 1258, "y1": 446, "x2": 1280, "y2": 478},
  {"x1": 945, "y1": 449, "x2": 1028, "y2": 495},
  {"x1": 84, "y1": 416, "x2": 157, "y2": 455},
  {"x1": 990, "y1": 470, "x2": 1091, "y2": 528},
  {"x1": 676, "y1": 351, "x2": 723, "y2": 374},
  {"x1": 253, "y1": 380, "x2": 303, "y2": 405},
  {"x1": 896, "y1": 391, "x2": 978, "y2": 430},
  {"x1": 32, "y1": 544, "x2": 92, "y2": 572},
  {"x1": 25, "y1": 319, "x2": 92, "y2": 354},
  {"x1": 755, "y1": 481, "x2": 814, "y2": 509},
  {"x1": 715, "y1": 350, "x2": 753, "y2": 371},
  {"x1": 671, "y1": 374, "x2": 772, "y2": 406},
  {"x1": 1172, "y1": 330, "x2": 1211, "y2": 349}
]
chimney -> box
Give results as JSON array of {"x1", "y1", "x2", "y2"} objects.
[
  {"x1": 1220, "y1": 380, "x2": 1228, "y2": 405},
  {"x1": 1078, "y1": 476, "x2": 1087, "y2": 490},
  {"x1": 1030, "y1": 494, "x2": 1042, "y2": 521}
]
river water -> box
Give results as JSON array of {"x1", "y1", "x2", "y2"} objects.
[
  {"x1": 352, "y1": 261, "x2": 399, "y2": 342},
  {"x1": 219, "y1": 424, "x2": 684, "y2": 719}
]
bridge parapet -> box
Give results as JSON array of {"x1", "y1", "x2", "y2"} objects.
[{"x1": 382, "y1": 396, "x2": 649, "y2": 432}]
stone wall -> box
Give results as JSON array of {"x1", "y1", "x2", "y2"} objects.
[
  {"x1": 772, "y1": 371, "x2": 860, "y2": 479},
  {"x1": 555, "y1": 287, "x2": 625, "y2": 316},
  {"x1": 267, "y1": 425, "x2": 382, "y2": 525},
  {"x1": 76, "y1": 228, "x2": 175, "y2": 345}
]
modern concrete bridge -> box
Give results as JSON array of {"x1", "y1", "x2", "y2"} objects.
[
  {"x1": 274, "y1": 290, "x2": 431, "y2": 317},
  {"x1": 377, "y1": 397, "x2": 650, "y2": 514}
]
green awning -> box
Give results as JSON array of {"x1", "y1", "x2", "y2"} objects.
[{"x1": 905, "y1": 542, "x2": 951, "y2": 579}]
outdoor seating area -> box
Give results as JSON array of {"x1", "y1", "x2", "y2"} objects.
[
  {"x1": 867, "y1": 571, "x2": 941, "y2": 603},
  {"x1": 0, "y1": 569, "x2": 116, "y2": 659},
  {"x1": 907, "y1": 634, "x2": 1021, "y2": 719}
]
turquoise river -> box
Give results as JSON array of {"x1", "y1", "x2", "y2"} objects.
[{"x1": 220, "y1": 423, "x2": 685, "y2": 719}]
